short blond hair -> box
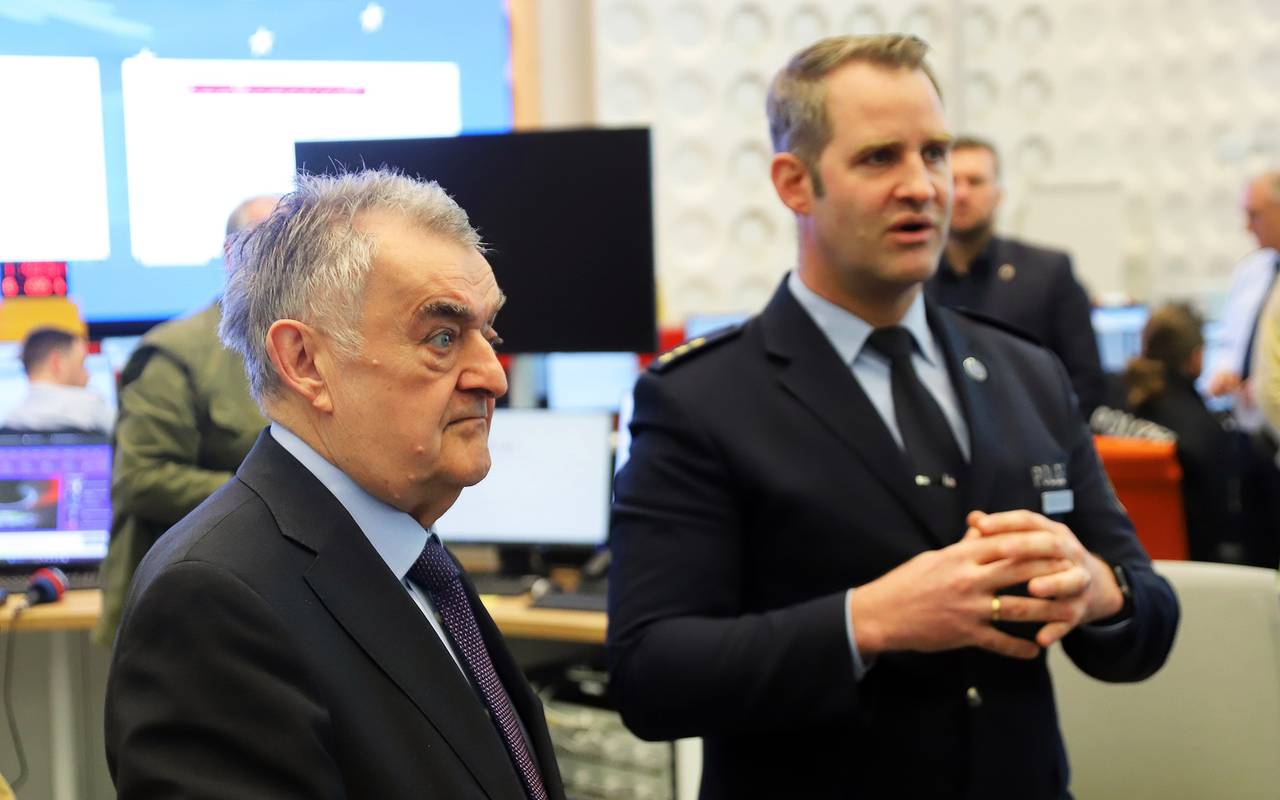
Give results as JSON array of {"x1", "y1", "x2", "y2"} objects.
[{"x1": 767, "y1": 34, "x2": 941, "y2": 190}]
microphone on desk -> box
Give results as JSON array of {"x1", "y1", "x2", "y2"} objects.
[{"x1": 24, "y1": 567, "x2": 67, "y2": 608}]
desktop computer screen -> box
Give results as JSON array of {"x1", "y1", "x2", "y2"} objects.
[
  {"x1": 545, "y1": 352, "x2": 639, "y2": 413},
  {"x1": 296, "y1": 128, "x2": 658, "y2": 354},
  {"x1": 434, "y1": 409, "x2": 613, "y2": 547},
  {"x1": 0, "y1": 431, "x2": 112, "y2": 567},
  {"x1": 1092, "y1": 305, "x2": 1150, "y2": 373}
]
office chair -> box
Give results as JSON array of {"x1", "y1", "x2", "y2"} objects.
[{"x1": 1049, "y1": 560, "x2": 1280, "y2": 799}]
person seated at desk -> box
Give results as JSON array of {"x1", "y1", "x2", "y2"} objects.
[
  {"x1": 2, "y1": 327, "x2": 112, "y2": 433},
  {"x1": 1125, "y1": 303, "x2": 1239, "y2": 562}
]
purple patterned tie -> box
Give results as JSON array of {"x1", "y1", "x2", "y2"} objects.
[{"x1": 408, "y1": 537, "x2": 549, "y2": 800}]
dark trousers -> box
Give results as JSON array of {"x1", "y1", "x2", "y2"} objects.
[{"x1": 1240, "y1": 430, "x2": 1280, "y2": 569}]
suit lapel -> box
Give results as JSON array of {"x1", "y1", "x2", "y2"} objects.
[
  {"x1": 929, "y1": 305, "x2": 1002, "y2": 516},
  {"x1": 237, "y1": 432, "x2": 525, "y2": 800},
  {"x1": 758, "y1": 282, "x2": 936, "y2": 536}
]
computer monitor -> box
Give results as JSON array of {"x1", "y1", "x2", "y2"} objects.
[
  {"x1": 0, "y1": 351, "x2": 26, "y2": 425},
  {"x1": 99, "y1": 335, "x2": 142, "y2": 375},
  {"x1": 0, "y1": 431, "x2": 112, "y2": 569},
  {"x1": 1092, "y1": 305, "x2": 1149, "y2": 373},
  {"x1": 296, "y1": 128, "x2": 658, "y2": 354},
  {"x1": 545, "y1": 352, "x2": 639, "y2": 412},
  {"x1": 434, "y1": 409, "x2": 613, "y2": 547}
]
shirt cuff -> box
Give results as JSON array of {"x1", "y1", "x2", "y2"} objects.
[{"x1": 845, "y1": 588, "x2": 872, "y2": 681}]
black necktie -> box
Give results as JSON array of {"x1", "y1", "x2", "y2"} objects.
[
  {"x1": 866, "y1": 327, "x2": 968, "y2": 539},
  {"x1": 1242, "y1": 255, "x2": 1280, "y2": 380},
  {"x1": 865, "y1": 327, "x2": 965, "y2": 481}
]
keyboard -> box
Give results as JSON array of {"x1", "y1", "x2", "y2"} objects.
[
  {"x1": 0, "y1": 570, "x2": 100, "y2": 593},
  {"x1": 530, "y1": 590, "x2": 607, "y2": 613}
]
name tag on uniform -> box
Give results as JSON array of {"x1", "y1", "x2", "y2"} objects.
[{"x1": 1041, "y1": 489, "x2": 1074, "y2": 515}]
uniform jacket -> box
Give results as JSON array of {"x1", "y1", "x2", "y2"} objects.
[
  {"x1": 95, "y1": 303, "x2": 266, "y2": 645},
  {"x1": 105, "y1": 430, "x2": 566, "y2": 799},
  {"x1": 607, "y1": 280, "x2": 1178, "y2": 800},
  {"x1": 928, "y1": 235, "x2": 1107, "y2": 418}
]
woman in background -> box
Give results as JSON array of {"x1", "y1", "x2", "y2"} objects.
[{"x1": 1125, "y1": 303, "x2": 1237, "y2": 562}]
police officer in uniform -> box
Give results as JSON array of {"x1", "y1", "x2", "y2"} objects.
[
  {"x1": 607, "y1": 34, "x2": 1178, "y2": 800},
  {"x1": 926, "y1": 137, "x2": 1107, "y2": 419}
]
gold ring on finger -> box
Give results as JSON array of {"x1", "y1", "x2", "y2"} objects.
[{"x1": 991, "y1": 596, "x2": 1002, "y2": 622}]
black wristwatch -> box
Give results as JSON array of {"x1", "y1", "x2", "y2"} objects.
[{"x1": 1093, "y1": 562, "x2": 1135, "y2": 626}]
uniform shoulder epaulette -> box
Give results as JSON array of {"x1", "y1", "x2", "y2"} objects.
[
  {"x1": 950, "y1": 306, "x2": 1045, "y2": 348},
  {"x1": 648, "y1": 323, "x2": 745, "y2": 373}
]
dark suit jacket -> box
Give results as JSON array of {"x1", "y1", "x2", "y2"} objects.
[
  {"x1": 607, "y1": 281, "x2": 1178, "y2": 800},
  {"x1": 928, "y1": 235, "x2": 1107, "y2": 418},
  {"x1": 1134, "y1": 372, "x2": 1238, "y2": 562},
  {"x1": 105, "y1": 430, "x2": 566, "y2": 800}
]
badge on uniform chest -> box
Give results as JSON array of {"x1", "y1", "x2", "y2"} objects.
[{"x1": 1031, "y1": 462, "x2": 1072, "y2": 514}]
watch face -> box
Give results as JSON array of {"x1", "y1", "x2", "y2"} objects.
[{"x1": 1110, "y1": 563, "x2": 1134, "y2": 615}]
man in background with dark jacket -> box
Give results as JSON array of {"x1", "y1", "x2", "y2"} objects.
[{"x1": 927, "y1": 137, "x2": 1107, "y2": 419}]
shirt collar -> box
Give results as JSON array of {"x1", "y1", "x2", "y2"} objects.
[
  {"x1": 270, "y1": 422, "x2": 427, "y2": 582},
  {"x1": 786, "y1": 270, "x2": 940, "y2": 367}
]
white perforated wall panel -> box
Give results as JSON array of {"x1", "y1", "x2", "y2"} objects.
[{"x1": 592, "y1": 0, "x2": 1279, "y2": 320}]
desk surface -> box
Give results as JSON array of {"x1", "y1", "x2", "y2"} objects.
[{"x1": 0, "y1": 590, "x2": 608, "y2": 644}]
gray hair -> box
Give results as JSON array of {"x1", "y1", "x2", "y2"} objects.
[{"x1": 219, "y1": 169, "x2": 482, "y2": 403}]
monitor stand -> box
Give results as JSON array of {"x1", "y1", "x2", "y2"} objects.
[{"x1": 468, "y1": 545, "x2": 547, "y2": 596}]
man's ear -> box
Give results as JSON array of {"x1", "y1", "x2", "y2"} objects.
[
  {"x1": 264, "y1": 319, "x2": 334, "y2": 413},
  {"x1": 771, "y1": 152, "x2": 816, "y2": 216},
  {"x1": 44, "y1": 348, "x2": 66, "y2": 383}
]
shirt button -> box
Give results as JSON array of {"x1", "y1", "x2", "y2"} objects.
[{"x1": 966, "y1": 686, "x2": 983, "y2": 708}]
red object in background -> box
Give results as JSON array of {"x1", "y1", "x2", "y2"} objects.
[
  {"x1": 1093, "y1": 435, "x2": 1188, "y2": 560},
  {"x1": 637, "y1": 326, "x2": 687, "y2": 370},
  {"x1": 1, "y1": 262, "x2": 69, "y2": 298}
]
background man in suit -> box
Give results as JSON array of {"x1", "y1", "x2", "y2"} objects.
[
  {"x1": 1222, "y1": 171, "x2": 1280, "y2": 567},
  {"x1": 105, "y1": 171, "x2": 565, "y2": 800},
  {"x1": 607, "y1": 34, "x2": 1178, "y2": 799},
  {"x1": 926, "y1": 137, "x2": 1107, "y2": 418}
]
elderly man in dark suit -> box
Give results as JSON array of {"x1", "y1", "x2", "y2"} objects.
[
  {"x1": 607, "y1": 34, "x2": 1178, "y2": 800},
  {"x1": 105, "y1": 170, "x2": 564, "y2": 800},
  {"x1": 926, "y1": 136, "x2": 1108, "y2": 418}
]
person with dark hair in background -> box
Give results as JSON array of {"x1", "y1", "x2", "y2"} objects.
[
  {"x1": 2, "y1": 326, "x2": 113, "y2": 433},
  {"x1": 607, "y1": 33, "x2": 1177, "y2": 800},
  {"x1": 93, "y1": 195, "x2": 277, "y2": 646},
  {"x1": 926, "y1": 136, "x2": 1107, "y2": 420},
  {"x1": 1125, "y1": 304, "x2": 1238, "y2": 562},
  {"x1": 105, "y1": 170, "x2": 564, "y2": 799}
]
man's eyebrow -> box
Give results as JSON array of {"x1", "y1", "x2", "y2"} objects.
[
  {"x1": 852, "y1": 134, "x2": 954, "y2": 160},
  {"x1": 420, "y1": 300, "x2": 474, "y2": 322},
  {"x1": 419, "y1": 291, "x2": 507, "y2": 324}
]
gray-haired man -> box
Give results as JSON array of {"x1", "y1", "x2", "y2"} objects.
[{"x1": 105, "y1": 170, "x2": 565, "y2": 800}]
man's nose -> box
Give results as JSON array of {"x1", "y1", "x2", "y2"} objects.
[{"x1": 461, "y1": 333, "x2": 509, "y2": 398}]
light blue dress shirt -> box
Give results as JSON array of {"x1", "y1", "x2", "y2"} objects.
[
  {"x1": 787, "y1": 273, "x2": 971, "y2": 680},
  {"x1": 1216, "y1": 247, "x2": 1278, "y2": 432},
  {"x1": 787, "y1": 272, "x2": 970, "y2": 458},
  {"x1": 269, "y1": 422, "x2": 467, "y2": 677}
]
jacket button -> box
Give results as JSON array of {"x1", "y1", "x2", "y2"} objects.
[{"x1": 966, "y1": 686, "x2": 983, "y2": 708}]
